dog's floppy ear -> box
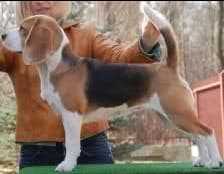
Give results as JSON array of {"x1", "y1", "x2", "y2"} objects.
[{"x1": 23, "y1": 18, "x2": 63, "y2": 65}]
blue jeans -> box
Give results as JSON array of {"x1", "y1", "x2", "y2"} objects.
[{"x1": 19, "y1": 132, "x2": 114, "y2": 169}]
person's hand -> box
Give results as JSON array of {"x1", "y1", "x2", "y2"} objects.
[{"x1": 141, "y1": 20, "x2": 160, "y2": 52}]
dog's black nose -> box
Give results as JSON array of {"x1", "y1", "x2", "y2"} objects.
[{"x1": 1, "y1": 33, "x2": 7, "y2": 40}]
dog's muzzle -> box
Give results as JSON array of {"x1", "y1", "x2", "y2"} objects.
[{"x1": 1, "y1": 28, "x2": 22, "y2": 53}]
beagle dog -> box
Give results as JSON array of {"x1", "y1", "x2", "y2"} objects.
[{"x1": 2, "y1": 13, "x2": 223, "y2": 172}]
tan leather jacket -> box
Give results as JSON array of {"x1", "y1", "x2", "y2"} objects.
[{"x1": 0, "y1": 21, "x2": 158, "y2": 143}]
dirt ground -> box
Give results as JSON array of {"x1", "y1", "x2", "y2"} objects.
[
  {"x1": 0, "y1": 103, "x2": 18, "y2": 174},
  {"x1": 0, "y1": 131, "x2": 19, "y2": 174}
]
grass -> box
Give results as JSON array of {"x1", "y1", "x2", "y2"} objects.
[{"x1": 20, "y1": 162, "x2": 224, "y2": 174}]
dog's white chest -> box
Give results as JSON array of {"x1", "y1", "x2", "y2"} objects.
[
  {"x1": 42, "y1": 82, "x2": 61, "y2": 115},
  {"x1": 38, "y1": 65, "x2": 64, "y2": 114},
  {"x1": 43, "y1": 81, "x2": 62, "y2": 114}
]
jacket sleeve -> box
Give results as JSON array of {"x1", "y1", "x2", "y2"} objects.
[
  {"x1": 91, "y1": 25, "x2": 160, "y2": 64},
  {"x1": 0, "y1": 43, "x2": 15, "y2": 73}
]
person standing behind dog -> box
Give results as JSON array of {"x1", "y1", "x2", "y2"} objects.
[{"x1": 0, "y1": 1, "x2": 162, "y2": 169}]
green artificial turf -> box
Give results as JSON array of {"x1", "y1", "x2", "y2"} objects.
[{"x1": 20, "y1": 162, "x2": 224, "y2": 174}]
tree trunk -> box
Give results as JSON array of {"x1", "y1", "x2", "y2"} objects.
[
  {"x1": 218, "y1": 1, "x2": 224, "y2": 68},
  {"x1": 95, "y1": 1, "x2": 141, "y2": 42}
]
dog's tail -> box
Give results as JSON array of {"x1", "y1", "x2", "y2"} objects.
[{"x1": 141, "y1": 3, "x2": 179, "y2": 71}]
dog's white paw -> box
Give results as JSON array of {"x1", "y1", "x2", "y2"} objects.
[
  {"x1": 193, "y1": 159, "x2": 223, "y2": 168},
  {"x1": 193, "y1": 158, "x2": 211, "y2": 167},
  {"x1": 207, "y1": 160, "x2": 224, "y2": 168},
  {"x1": 55, "y1": 160, "x2": 77, "y2": 172}
]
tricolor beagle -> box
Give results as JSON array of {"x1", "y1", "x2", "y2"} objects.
[{"x1": 2, "y1": 13, "x2": 223, "y2": 172}]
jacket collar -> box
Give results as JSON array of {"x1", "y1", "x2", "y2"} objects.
[{"x1": 59, "y1": 19, "x2": 79, "y2": 29}]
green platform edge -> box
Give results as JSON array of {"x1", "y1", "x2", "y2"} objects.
[{"x1": 20, "y1": 162, "x2": 224, "y2": 174}]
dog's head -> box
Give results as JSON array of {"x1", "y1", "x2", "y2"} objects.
[{"x1": 2, "y1": 15, "x2": 65, "y2": 65}]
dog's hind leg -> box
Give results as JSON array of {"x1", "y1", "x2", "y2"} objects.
[
  {"x1": 172, "y1": 112, "x2": 223, "y2": 168},
  {"x1": 155, "y1": 110, "x2": 215, "y2": 167},
  {"x1": 192, "y1": 135, "x2": 212, "y2": 167},
  {"x1": 190, "y1": 121, "x2": 223, "y2": 167},
  {"x1": 192, "y1": 134, "x2": 223, "y2": 168},
  {"x1": 147, "y1": 93, "x2": 223, "y2": 167},
  {"x1": 204, "y1": 134, "x2": 223, "y2": 168}
]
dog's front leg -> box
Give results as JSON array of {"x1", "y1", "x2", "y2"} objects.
[{"x1": 55, "y1": 112, "x2": 82, "y2": 172}]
